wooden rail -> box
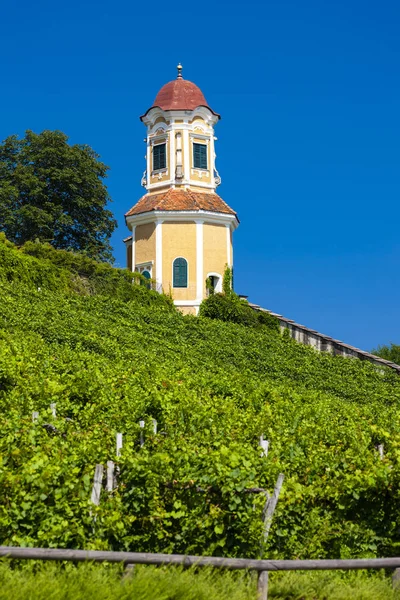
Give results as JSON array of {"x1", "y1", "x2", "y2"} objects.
[{"x1": 1, "y1": 545, "x2": 400, "y2": 572}]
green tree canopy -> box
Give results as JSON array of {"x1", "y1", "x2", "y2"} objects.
[
  {"x1": 0, "y1": 130, "x2": 117, "y2": 261},
  {"x1": 372, "y1": 343, "x2": 400, "y2": 365}
]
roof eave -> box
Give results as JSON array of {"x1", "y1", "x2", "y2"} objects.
[{"x1": 140, "y1": 104, "x2": 220, "y2": 121}]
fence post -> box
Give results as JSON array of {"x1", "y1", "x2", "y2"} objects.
[
  {"x1": 378, "y1": 444, "x2": 384, "y2": 460},
  {"x1": 116, "y1": 433, "x2": 123, "y2": 457},
  {"x1": 32, "y1": 411, "x2": 39, "y2": 423},
  {"x1": 90, "y1": 464, "x2": 104, "y2": 506},
  {"x1": 257, "y1": 571, "x2": 269, "y2": 600},
  {"x1": 152, "y1": 419, "x2": 157, "y2": 435},
  {"x1": 50, "y1": 403, "x2": 56, "y2": 418},
  {"x1": 393, "y1": 568, "x2": 400, "y2": 589},
  {"x1": 139, "y1": 420, "x2": 145, "y2": 447},
  {"x1": 106, "y1": 461, "x2": 115, "y2": 492},
  {"x1": 257, "y1": 473, "x2": 285, "y2": 600},
  {"x1": 259, "y1": 435, "x2": 269, "y2": 458}
]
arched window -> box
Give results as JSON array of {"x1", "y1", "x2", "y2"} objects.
[
  {"x1": 173, "y1": 257, "x2": 188, "y2": 288},
  {"x1": 141, "y1": 270, "x2": 151, "y2": 290}
]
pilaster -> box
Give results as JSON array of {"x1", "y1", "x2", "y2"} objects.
[
  {"x1": 155, "y1": 220, "x2": 163, "y2": 291},
  {"x1": 196, "y1": 220, "x2": 204, "y2": 301}
]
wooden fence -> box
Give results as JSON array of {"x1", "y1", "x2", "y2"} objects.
[{"x1": 1, "y1": 546, "x2": 400, "y2": 600}]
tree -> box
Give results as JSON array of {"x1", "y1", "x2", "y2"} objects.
[
  {"x1": 0, "y1": 130, "x2": 117, "y2": 262},
  {"x1": 372, "y1": 343, "x2": 400, "y2": 365}
]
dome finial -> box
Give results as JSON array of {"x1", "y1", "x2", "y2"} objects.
[{"x1": 177, "y1": 63, "x2": 183, "y2": 79}]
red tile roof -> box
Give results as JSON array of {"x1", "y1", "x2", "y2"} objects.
[
  {"x1": 125, "y1": 189, "x2": 237, "y2": 218},
  {"x1": 141, "y1": 78, "x2": 219, "y2": 118}
]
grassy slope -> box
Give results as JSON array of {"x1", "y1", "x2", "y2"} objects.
[
  {"x1": 0, "y1": 563, "x2": 398, "y2": 600},
  {"x1": 2, "y1": 236, "x2": 400, "y2": 566}
]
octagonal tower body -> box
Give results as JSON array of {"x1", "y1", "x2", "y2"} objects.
[{"x1": 124, "y1": 67, "x2": 239, "y2": 315}]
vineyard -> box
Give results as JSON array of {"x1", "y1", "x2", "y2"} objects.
[{"x1": 1, "y1": 233, "x2": 400, "y2": 566}]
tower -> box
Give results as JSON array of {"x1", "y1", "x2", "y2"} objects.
[{"x1": 124, "y1": 65, "x2": 239, "y2": 315}]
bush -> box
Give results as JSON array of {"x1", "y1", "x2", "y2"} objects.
[
  {"x1": 0, "y1": 235, "x2": 174, "y2": 310},
  {"x1": 256, "y1": 309, "x2": 281, "y2": 333},
  {"x1": 199, "y1": 292, "x2": 280, "y2": 332},
  {"x1": 199, "y1": 293, "x2": 259, "y2": 327}
]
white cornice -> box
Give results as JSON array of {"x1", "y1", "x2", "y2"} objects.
[
  {"x1": 174, "y1": 299, "x2": 202, "y2": 307},
  {"x1": 142, "y1": 106, "x2": 218, "y2": 127},
  {"x1": 126, "y1": 210, "x2": 239, "y2": 230}
]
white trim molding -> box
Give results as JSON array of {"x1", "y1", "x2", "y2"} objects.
[
  {"x1": 196, "y1": 220, "x2": 204, "y2": 301},
  {"x1": 183, "y1": 128, "x2": 190, "y2": 183},
  {"x1": 155, "y1": 220, "x2": 163, "y2": 290},
  {"x1": 174, "y1": 299, "x2": 202, "y2": 316},
  {"x1": 141, "y1": 106, "x2": 219, "y2": 128},
  {"x1": 174, "y1": 299, "x2": 202, "y2": 307},
  {"x1": 206, "y1": 272, "x2": 223, "y2": 293},
  {"x1": 135, "y1": 260, "x2": 154, "y2": 269},
  {"x1": 126, "y1": 209, "x2": 238, "y2": 231}
]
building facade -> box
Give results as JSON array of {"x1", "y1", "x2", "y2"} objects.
[{"x1": 124, "y1": 65, "x2": 239, "y2": 315}]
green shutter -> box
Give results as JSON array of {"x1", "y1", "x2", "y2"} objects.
[
  {"x1": 193, "y1": 143, "x2": 207, "y2": 170},
  {"x1": 153, "y1": 144, "x2": 166, "y2": 171},
  {"x1": 140, "y1": 270, "x2": 151, "y2": 290},
  {"x1": 173, "y1": 258, "x2": 188, "y2": 288}
]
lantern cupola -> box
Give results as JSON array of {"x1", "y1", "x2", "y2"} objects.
[{"x1": 140, "y1": 64, "x2": 221, "y2": 192}]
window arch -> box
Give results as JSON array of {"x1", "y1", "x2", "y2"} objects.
[
  {"x1": 206, "y1": 272, "x2": 222, "y2": 295},
  {"x1": 173, "y1": 257, "x2": 188, "y2": 288},
  {"x1": 141, "y1": 270, "x2": 151, "y2": 290}
]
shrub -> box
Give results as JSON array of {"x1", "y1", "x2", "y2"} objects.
[
  {"x1": 199, "y1": 292, "x2": 259, "y2": 327},
  {"x1": 256, "y1": 310, "x2": 281, "y2": 333},
  {"x1": 0, "y1": 236, "x2": 174, "y2": 309},
  {"x1": 199, "y1": 292, "x2": 280, "y2": 332}
]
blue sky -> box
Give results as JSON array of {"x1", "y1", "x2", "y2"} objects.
[{"x1": 2, "y1": 0, "x2": 400, "y2": 351}]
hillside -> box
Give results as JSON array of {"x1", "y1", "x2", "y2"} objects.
[{"x1": 1, "y1": 233, "x2": 400, "y2": 561}]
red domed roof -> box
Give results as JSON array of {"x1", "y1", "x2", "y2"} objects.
[{"x1": 141, "y1": 67, "x2": 220, "y2": 119}]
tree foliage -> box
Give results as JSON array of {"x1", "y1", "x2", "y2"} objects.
[
  {"x1": 222, "y1": 265, "x2": 233, "y2": 296},
  {"x1": 199, "y1": 290, "x2": 280, "y2": 332},
  {"x1": 200, "y1": 265, "x2": 280, "y2": 332},
  {"x1": 372, "y1": 343, "x2": 400, "y2": 366},
  {"x1": 0, "y1": 130, "x2": 116, "y2": 261}
]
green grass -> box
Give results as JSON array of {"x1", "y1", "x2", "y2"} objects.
[
  {"x1": 269, "y1": 570, "x2": 400, "y2": 599},
  {"x1": 0, "y1": 563, "x2": 398, "y2": 600}
]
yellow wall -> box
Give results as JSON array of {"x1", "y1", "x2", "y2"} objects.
[
  {"x1": 203, "y1": 223, "x2": 227, "y2": 296},
  {"x1": 135, "y1": 222, "x2": 156, "y2": 267},
  {"x1": 162, "y1": 222, "x2": 197, "y2": 300}
]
